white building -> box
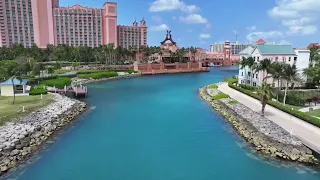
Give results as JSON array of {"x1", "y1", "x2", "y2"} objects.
[{"x1": 238, "y1": 41, "x2": 310, "y2": 87}]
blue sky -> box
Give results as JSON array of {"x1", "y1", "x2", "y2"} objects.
[{"x1": 60, "y1": 0, "x2": 320, "y2": 49}]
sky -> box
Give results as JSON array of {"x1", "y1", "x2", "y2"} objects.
[{"x1": 60, "y1": 0, "x2": 320, "y2": 49}]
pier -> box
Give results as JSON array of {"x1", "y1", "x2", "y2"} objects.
[{"x1": 46, "y1": 84, "x2": 88, "y2": 97}]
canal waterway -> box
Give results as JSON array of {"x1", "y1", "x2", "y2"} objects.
[{"x1": 7, "y1": 67, "x2": 320, "y2": 179}]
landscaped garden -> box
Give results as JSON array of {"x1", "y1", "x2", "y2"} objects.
[
  {"x1": 0, "y1": 95, "x2": 53, "y2": 126},
  {"x1": 225, "y1": 55, "x2": 320, "y2": 127}
]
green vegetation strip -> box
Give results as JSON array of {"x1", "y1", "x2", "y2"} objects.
[
  {"x1": 0, "y1": 95, "x2": 53, "y2": 126},
  {"x1": 228, "y1": 82, "x2": 320, "y2": 127},
  {"x1": 77, "y1": 71, "x2": 118, "y2": 79},
  {"x1": 212, "y1": 92, "x2": 230, "y2": 100},
  {"x1": 40, "y1": 77, "x2": 72, "y2": 89},
  {"x1": 228, "y1": 100, "x2": 238, "y2": 105},
  {"x1": 208, "y1": 84, "x2": 218, "y2": 89}
]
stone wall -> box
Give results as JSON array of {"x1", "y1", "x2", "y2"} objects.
[
  {"x1": 199, "y1": 86, "x2": 319, "y2": 164},
  {"x1": 0, "y1": 94, "x2": 87, "y2": 176}
]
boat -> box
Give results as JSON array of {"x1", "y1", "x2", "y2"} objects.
[{"x1": 208, "y1": 63, "x2": 215, "y2": 67}]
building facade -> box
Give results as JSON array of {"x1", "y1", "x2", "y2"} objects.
[
  {"x1": 210, "y1": 41, "x2": 251, "y2": 55},
  {"x1": 0, "y1": 0, "x2": 118, "y2": 48},
  {"x1": 117, "y1": 19, "x2": 147, "y2": 48},
  {"x1": 238, "y1": 39, "x2": 310, "y2": 86}
]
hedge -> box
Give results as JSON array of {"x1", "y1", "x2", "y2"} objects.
[
  {"x1": 29, "y1": 87, "x2": 48, "y2": 95},
  {"x1": 229, "y1": 83, "x2": 320, "y2": 128},
  {"x1": 41, "y1": 77, "x2": 72, "y2": 89},
  {"x1": 77, "y1": 72, "x2": 118, "y2": 79}
]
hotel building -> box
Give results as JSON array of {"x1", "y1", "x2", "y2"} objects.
[
  {"x1": 238, "y1": 39, "x2": 310, "y2": 86},
  {"x1": 0, "y1": 0, "x2": 145, "y2": 48},
  {"x1": 210, "y1": 41, "x2": 251, "y2": 55},
  {"x1": 117, "y1": 19, "x2": 147, "y2": 49}
]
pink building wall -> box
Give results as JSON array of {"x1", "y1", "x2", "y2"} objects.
[
  {"x1": 31, "y1": 0, "x2": 55, "y2": 48},
  {"x1": 102, "y1": 2, "x2": 117, "y2": 47},
  {"x1": 117, "y1": 19, "x2": 147, "y2": 48},
  {"x1": 0, "y1": 0, "x2": 121, "y2": 48}
]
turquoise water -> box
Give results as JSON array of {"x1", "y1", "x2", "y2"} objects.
[{"x1": 7, "y1": 67, "x2": 320, "y2": 180}]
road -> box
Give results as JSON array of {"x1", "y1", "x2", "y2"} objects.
[{"x1": 218, "y1": 83, "x2": 320, "y2": 154}]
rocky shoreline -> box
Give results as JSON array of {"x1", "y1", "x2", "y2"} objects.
[
  {"x1": 0, "y1": 94, "x2": 87, "y2": 176},
  {"x1": 200, "y1": 85, "x2": 319, "y2": 164}
]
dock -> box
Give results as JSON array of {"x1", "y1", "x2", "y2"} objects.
[{"x1": 46, "y1": 84, "x2": 88, "y2": 97}]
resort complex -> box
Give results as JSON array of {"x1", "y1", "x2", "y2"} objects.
[
  {"x1": 1, "y1": 0, "x2": 320, "y2": 179},
  {"x1": 0, "y1": 0, "x2": 146, "y2": 48}
]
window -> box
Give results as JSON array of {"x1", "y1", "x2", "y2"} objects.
[
  {"x1": 253, "y1": 82, "x2": 257, "y2": 87},
  {"x1": 289, "y1": 57, "x2": 291, "y2": 62},
  {"x1": 275, "y1": 57, "x2": 279, "y2": 61},
  {"x1": 294, "y1": 57, "x2": 297, "y2": 61},
  {"x1": 256, "y1": 74, "x2": 258, "y2": 78},
  {"x1": 257, "y1": 57, "x2": 259, "y2": 61}
]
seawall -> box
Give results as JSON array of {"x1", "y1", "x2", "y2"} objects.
[
  {"x1": 0, "y1": 94, "x2": 87, "y2": 176},
  {"x1": 199, "y1": 86, "x2": 319, "y2": 164}
]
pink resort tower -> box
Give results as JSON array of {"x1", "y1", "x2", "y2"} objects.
[{"x1": 0, "y1": 0, "x2": 118, "y2": 48}]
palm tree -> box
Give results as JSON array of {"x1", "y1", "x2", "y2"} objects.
[
  {"x1": 258, "y1": 82, "x2": 274, "y2": 115},
  {"x1": 239, "y1": 57, "x2": 248, "y2": 84},
  {"x1": 282, "y1": 64, "x2": 302, "y2": 105},
  {"x1": 255, "y1": 58, "x2": 272, "y2": 82},
  {"x1": 246, "y1": 57, "x2": 255, "y2": 86},
  {"x1": 268, "y1": 62, "x2": 284, "y2": 100}
]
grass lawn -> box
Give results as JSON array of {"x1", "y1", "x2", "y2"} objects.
[
  {"x1": 309, "y1": 109, "x2": 320, "y2": 117},
  {"x1": 0, "y1": 95, "x2": 54, "y2": 126}
]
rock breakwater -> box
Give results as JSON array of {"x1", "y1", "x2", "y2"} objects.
[
  {"x1": 199, "y1": 86, "x2": 319, "y2": 164},
  {"x1": 0, "y1": 94, "x2": 87, "y2": 176}
]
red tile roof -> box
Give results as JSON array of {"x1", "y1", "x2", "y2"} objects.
[
  {"x1": 307, "y1": 43, "x2": 320, "y2": 49},
  {"x1": 256, "y1": 39, "x2": 266, "y2": 45}
]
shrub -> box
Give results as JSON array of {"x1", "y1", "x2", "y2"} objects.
[
  {"x1": 277, "y1": 93, "x2": 307, "y2": 107},
  {"x1": 77, "y1": 72, "x2": 118, "y2": 79},
  {"x1": 208, "y1": 84, "x2": 218, "y2": 89},
  {"x1": 212, "y1": 92, "x2": 230, "y2": 100},
  {"x1": 228, "y1": 83, "x2": 320, "y2": 128},
  {"x1": 29, "y1": 88, "x2": 48, "y2": 95},
  {"x1": 239, "y1": 84, "x2": 257, "y2": 91},
  {"x1": 41, "y1": 77, "x2": 72, "y2": 89}
]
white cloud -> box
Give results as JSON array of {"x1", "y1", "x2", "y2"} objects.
[
  {"x1": 281, "y1": 17, "x2": 314, "y2": 26},
  {"x1": 268, "y1": 0, "x2": 320, "y2": 36},
  {"x1": 179, "y1": 14, "x2": 208, "y2": 24},
  {"x1": 151, "y1": 16, "x2": 163, "y2": 23},
  {"x1": 246, "y1": 26, "x2": 256, "y2": 31},
  {"x1": 172, "y1": 16, "x2": 176, "y2": 20},
  {"x1": 199, "y1": 34, "x2": 211, "y2": 39},
  {"x1": 246, "y1": 31, "x2": 283, "y2": 42},
  {"x1": 200, "y1": 41, "x2": 206, "y2": 44},
  {"x1": 233, "y1": 30, "x2": 239, "y2": 35},
  {"x1": 149, "y1": 0, "x2": 199, "y2": 13},
  {"x1": 150, "y1": 24, "x2": 170, "y2": 31},
  {"x1": 187, "y1": 29, "x2": 192, "y2": 33},
  {"x1": 286, "y1": 25, "x2": 318, "y2": 35}
]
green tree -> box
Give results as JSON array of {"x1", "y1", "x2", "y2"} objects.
[
  {"x1": 255, "y1": 58, "x2": 272, "y2": 81},
  {"x1": 239, "y1": 57, "x2": 248, "y2": 84},
  {"x1": 282, "y1": 64, "x2": 302, "y2": 105},
  {"x1": 258, "y1": 82, "x2": 274, "y2": 115},
  {"x1": 246, "y1": 57, "x2": 256, "y2": 86}
]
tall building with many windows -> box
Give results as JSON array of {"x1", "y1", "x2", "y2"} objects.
[
  {"x1": 210, "y1": 41, "x2": 251, "y2": 55},
  {"x1": 0, "y1": 0, "x2": 118, "y2": 48},
  {"x1": 117, "y1": 19, "x2": 147, "y2": 48}
]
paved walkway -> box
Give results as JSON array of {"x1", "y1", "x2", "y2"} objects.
[{"x1": 218, "y1": 83, "x2": 320, "y2": 154}]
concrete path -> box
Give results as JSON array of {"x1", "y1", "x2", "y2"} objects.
[{"x1": 218, "y1": 83, "x2": 320, "y2": 154}]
